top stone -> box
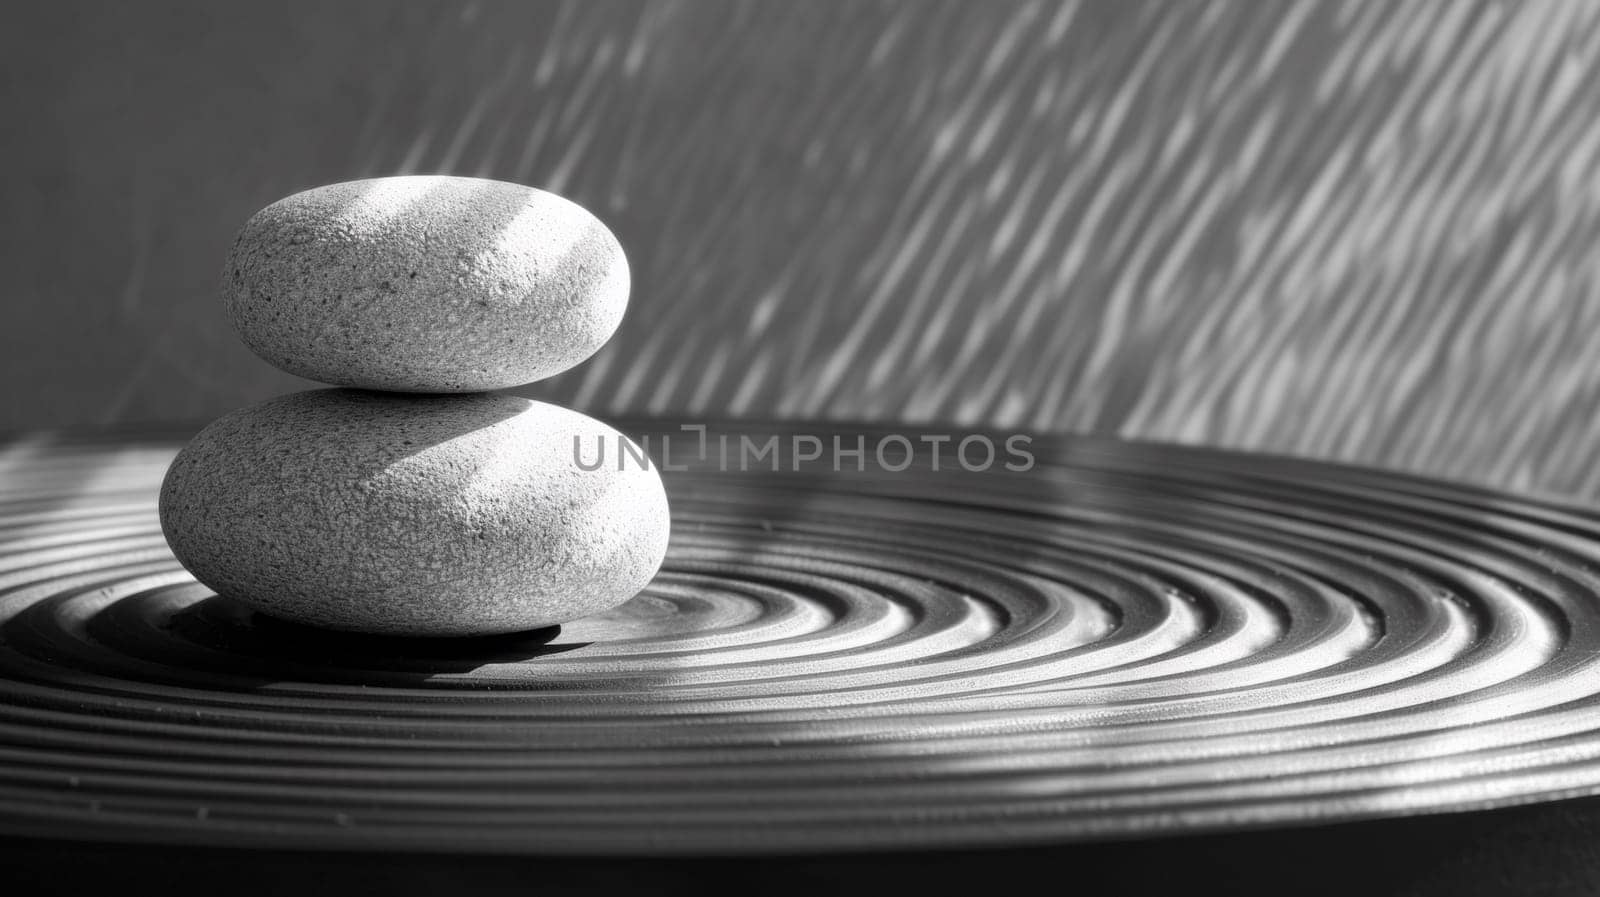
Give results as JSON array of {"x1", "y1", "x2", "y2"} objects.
[{"x1": 223, "y1": 176, "x2": 629, "y2": 392}]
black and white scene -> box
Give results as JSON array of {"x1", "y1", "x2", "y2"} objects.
[{"x1": 4, "y1": 2, "x2": 1600, "y2": 894}]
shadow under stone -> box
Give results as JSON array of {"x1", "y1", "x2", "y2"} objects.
[{"x1": 145, "y1": 595, "x2": 590, "y2": 686}]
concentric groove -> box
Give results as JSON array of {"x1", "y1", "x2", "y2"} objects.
[{"x1": 2, "y1": 423, "x2": 1600, "y2": 854}]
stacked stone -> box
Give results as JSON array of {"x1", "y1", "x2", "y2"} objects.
[{"x1": 159, "y1": 177, "x2": 670, "y2": 637}]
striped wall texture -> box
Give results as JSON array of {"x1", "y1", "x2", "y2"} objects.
[{"x1": 4, "y1": 0, "x2": 1600, "y2": 497}]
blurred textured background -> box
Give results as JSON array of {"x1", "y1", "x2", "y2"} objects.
[{"x1": 3, "y1": 0, "x2": 1599, "y2": 497}]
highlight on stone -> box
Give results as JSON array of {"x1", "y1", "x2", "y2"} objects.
[
  {"x1": 223, "y1": 176, "x2": 629, "y2": 393},
  {"x1": 160, "y1": 176, "x2": 668, "y2": 637}
]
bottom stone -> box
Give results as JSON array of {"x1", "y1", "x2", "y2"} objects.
[{"x1": 158, "y1": 389, "x2": 671, "y2": 636}]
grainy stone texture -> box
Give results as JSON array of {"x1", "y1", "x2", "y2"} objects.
[
  {"x1": 223, "y1": 176, "x2": 629, "y2": 392},
  {"x1": 158, "y1": 389, "x2": 670, "y2": 636}
]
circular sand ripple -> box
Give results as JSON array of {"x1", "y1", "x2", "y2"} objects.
[{"x1": 2, "y1": 423, "x2": 1600, "y2": 854}]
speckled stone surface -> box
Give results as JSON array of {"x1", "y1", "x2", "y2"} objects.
[
  {"x1": 223, "y1": 176, "x2": 629, "y2": 392},
  {"x1": 158, "y1": 389, "x2": 670, "y2": 636}
]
